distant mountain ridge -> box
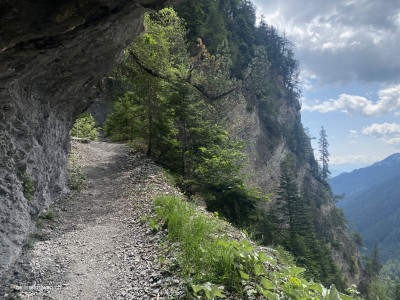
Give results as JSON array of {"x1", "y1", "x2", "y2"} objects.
[{"x1": 330, "y1": 153, "x2": 400, "y2": 262}]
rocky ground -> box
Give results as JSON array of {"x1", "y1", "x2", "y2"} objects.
[{"x1": 0, "y1": 141, "x2": 185, "y2": 299}]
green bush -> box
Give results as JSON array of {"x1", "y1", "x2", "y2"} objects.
[
  {"x1": 70, "y1": 112, "x2": 99, "y2": 141},
  {"x1": 194, "y1": 140, "x2": 266, "y2": 227},
  {"x1": 39, "y1": 211, "x2": 57, "y2": 221},
  {"x1": 19, "y1": 171, "x2": 35, "y2": 201}
]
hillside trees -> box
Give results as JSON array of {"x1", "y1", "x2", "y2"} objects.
[
  {"x1": 255, "y1": 19, "x2": 300, "y2": 97},
  {"x1": 104, "y1": 8, "x2": 262, "y2": 226},
  {"x1": 102, "y1": 2, "x2": 358, "y2": 292},
  {"x1": 261, "y1": 157, "x2": 346, "y2": 288},
  {"x1": 176, "y1": 0, "x2": 257, "y2": 79}
]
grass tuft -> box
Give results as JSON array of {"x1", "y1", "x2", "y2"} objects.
[{"x1": 39, "y1": 211, "x2": 57, "y2": 221}]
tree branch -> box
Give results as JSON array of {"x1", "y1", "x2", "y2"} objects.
[{"x1": 128, "y1": 50, "x2": 240, "y2": 103}]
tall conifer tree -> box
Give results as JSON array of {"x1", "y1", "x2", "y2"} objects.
[{"x1": 318, "y1": 126, "x2": 330, "y2": 182}]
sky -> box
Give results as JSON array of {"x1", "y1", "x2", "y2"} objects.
[{"x1": 252, "y1": 0, "x2": 400, "y2": 175}]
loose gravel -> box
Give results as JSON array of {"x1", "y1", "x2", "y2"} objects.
[{"x1": 0, "y1": 141, "x2": 185, "y2": 299}]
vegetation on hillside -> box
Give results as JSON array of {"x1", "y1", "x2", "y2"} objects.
[
  {"x1": 104, "y1": 8, "x2": 262, "y2": 227},
  {"x1": 153, "y1": 194, "x2": 356, "y2": 299},
  {"x1": 331, "y1": 154, "x2": 400, "y2": 298},
  {"x1": 100, "y1": 3, "x2": 367, "y2": 296}
]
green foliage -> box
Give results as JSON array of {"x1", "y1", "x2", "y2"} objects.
[
  {"x1": 395, "y1": 281, "x2": 400, "y2": 300},
  {"x1": 365, "y1": 243, "x2": 383, "y2": 277},
  {"x1": 259, "y1": 157, "x2": 347, "y2": 290},
  {"x1": 70, "y1": 112, "x2": 99, "y2": 141},
  {"x1": 330, "y1": 207, "x2": 348, "y2": 228},
  {"x1": 67, "y1": 153, "x2": 86, "y2": 191},
  {"x1": 102, "y1": 5, "x2": 353, "y2": 293},
  {"x1": 194, "y1": 138, "x2": 265, "y2": 226},
  {"x1": 39, "y1": 211, "x2": 57, "y2": 221},
  {"x1": 106, "y1": 8, "x2": 259, "y2": 228},
  {"x1": 132, "y1": 8, "x2": 189, "y2": 78},
  {"x1": 176, "y1": 0, "x2": 257, "y2": 79},
  {"x1": 352, "y1": 232, "x2": 363, "y2": 247},
  {"x1": 379, "y1": 259, "x2": 400, "y2": 298},
  {"x1": 366, "y1": 278, "x2": 388, "y2": 300},
  {"x1": 153, "y1": 194, "x2": 355, "y2": 299},
  {"x1": 192, "y1": 282, "x2": 225, "y2": 299},
  {"x1": 103, "y1": 92, "x2": 140, "y2": 142},
  {"x1": 105, "y1": 8, "x2": 187, "y2": 157},
  {"x1": 19, "y1": 171, "x2": 35, "y2": 201},
  {"x1": 319, "y1": 126, "x2": 331, "y2": 182}
]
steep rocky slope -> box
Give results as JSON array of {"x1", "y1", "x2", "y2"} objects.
[
  {"x1": 0, "y1": 0, "x2": 182, "y2": 276},
  {"x1": 224, "y1": 90, "x2": 363, "y2": 285}
]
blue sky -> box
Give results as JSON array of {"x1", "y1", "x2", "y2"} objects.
[{"x1": 252, "y1": 0, "x2": 400, "y2": 175}]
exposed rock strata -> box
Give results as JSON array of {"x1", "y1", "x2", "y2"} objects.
[
  {"x1": 0, "y1": 0, "x2": 181, "y2": 276},
  {"x1": 225, "y1": 91, "x2": 363, "y2": 284}
]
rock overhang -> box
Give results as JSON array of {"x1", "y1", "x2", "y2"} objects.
[{"x1": 0, "y1": 0, "x2": 183, "y2": 276}]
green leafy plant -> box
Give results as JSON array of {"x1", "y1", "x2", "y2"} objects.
[
  {"x1": 146, "y1": 216, "x2": 159, "y2": 233},
  {"x1": 192, "y1": 282, "x2": 225, "y2": 299},
  {"x1": 19, "y1": 171, "x2": 35, "y2": 201}
]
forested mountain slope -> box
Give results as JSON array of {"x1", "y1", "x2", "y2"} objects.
[
  {"x1": 176, "y1": 0, "x2": 362, "y2": 287},
  {"x1": 0, "y1": 0, "x2": 365, "y2": 296},
  {"x1": 331, "y1": 153, "x2": 400, "y2": 261},
  {"x1": 98, "y1": 1, "x2": 364, "y2": 288}
]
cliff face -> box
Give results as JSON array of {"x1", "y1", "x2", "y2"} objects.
[
  {"x1": 0, "y1": 0, "x2": 182, "y2": 276},
  {"x1": 225, "y1": 91, "x2": 363, "y2": 285}
]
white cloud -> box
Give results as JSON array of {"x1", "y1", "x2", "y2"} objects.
[
  {"x1": 349, "y1": 130, "x2": 359, "y2": 138},
  {"x1": 330, "y1": 154, "x2": 380, "y2": 165},
  {"x1": 362, "y1": 122, "x2": 400, "y2": 145},
  {"x1": 252, "y1": 0, "x2": 400, "y2": 85},
  {"x1": 302, "y1": 84, "x2": 400, "y2": 116}
]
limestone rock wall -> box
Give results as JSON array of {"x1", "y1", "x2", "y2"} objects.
[
  {"x1": 0, "y1": 0, "x2": 181, "y2": 276},
  {"x1": 225, "y1": 92, "x2": 363, "y2": 285}
]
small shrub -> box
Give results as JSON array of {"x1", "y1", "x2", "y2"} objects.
[
  {"x1": 67, "y1": 153, "x2": 86, "y2": 191},
  {"x1": 35, "y1": 219, "x2": 44, "y2": 229},
  {"x1": 23, "y1": 240, "x2": 34, "y2": 250},
  {"x1": 32, "y1": 232, "x2": 49, "y2": 241},
  {"x1": 146, "y1": 216, "x2": 159, "y2": 232},
  {"x1": 19, "y1": 171, "x2": 35, "y2": 201},
  {"x1": 39, "y1": 211, "x2": 57, "y2": 221}
]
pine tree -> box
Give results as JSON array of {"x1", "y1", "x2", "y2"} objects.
[
  {"x1": 275, "y1": 158, "x2": 313, "y2": 239},
  {"x1": 318, "y1": 126, "x2": 330, "y2": 182},
  {"x1": 366, "y1": 242, "x2": 383, "y2": 276},
  {"x1": 70, "y1": 112, "x2": 99, "y2": 141}
]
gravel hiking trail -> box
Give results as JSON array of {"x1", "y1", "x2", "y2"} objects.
[{"x1": 0, "y1": 141, "x2": 184, "y2": 300}]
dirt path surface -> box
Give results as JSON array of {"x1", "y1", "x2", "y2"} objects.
[{"x1": 0, "y1": 141, "x2": 184, "y2": 299}]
